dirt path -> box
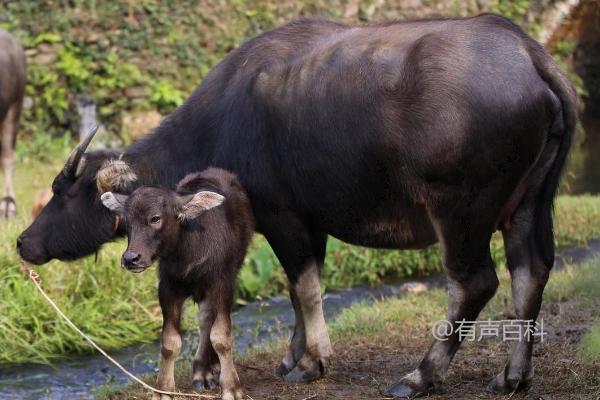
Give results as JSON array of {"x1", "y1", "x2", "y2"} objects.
[
  {"x1": 108, "y1": 297, "x2": 598, "y2": 400},
  {"x1": 233, "y1": 300, "x2": 598, "y2": 399}
]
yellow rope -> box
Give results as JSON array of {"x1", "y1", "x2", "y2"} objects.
[{"x1": 20, "y1": 260, "x2": 216, "y2": 399}]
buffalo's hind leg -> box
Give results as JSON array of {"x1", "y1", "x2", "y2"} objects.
[
  {"x1": 260, "y1": 211, "x2": 331, "y2": 382},
  {"x1": 487, "y1": 201, "x2": 550, "y2": 393},
  {"x1": 387, "y1": 208, "x2": 499, "y2": 397},
  {"x1": 1, "y1": 104, "x2": 20, "y2": 218}
]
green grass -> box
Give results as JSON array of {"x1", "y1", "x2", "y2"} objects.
[
  {"x1": 1, "y1": 158, "x2": 599, "y2": 364},
  {"x1": 0, "y1": 158, "x2": 162, "y2": 364},
  {"x1": 580, "y1": 320, "x2": 600, "y2": 361}
]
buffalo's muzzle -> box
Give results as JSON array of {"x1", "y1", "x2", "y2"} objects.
[{"x1": 16, "y1": 233, "x2": 50, "y2": 265}]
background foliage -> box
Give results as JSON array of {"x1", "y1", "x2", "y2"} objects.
[{"x1": 0, "y1": 0, "x2": 579, "y2": 151}]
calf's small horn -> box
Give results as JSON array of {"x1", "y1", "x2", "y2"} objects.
[{"x1": 63, "y1": 126, "x2": 99, "y2": 178}]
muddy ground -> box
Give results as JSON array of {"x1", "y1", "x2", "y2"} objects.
[{"x1": 107, "y1": 297, "x2": 599, "y2": 400}]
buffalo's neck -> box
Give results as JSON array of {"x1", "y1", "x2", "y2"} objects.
[{"x1": 122, "y1": 104, "x2": 216, "y2": 189}]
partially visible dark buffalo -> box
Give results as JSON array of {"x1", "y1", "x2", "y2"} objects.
[
  {"x1": 0, "y1": 29, "x2": 26, "y2": 218},
  {"x1": 18, "y1": 14, "x2": 575, "y2": 397}
]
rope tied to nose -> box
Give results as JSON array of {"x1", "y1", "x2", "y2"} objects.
[{"x1": 19, "y1": 259, "x2": 216, "y2": 399}]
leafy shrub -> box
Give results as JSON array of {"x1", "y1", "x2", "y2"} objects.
[{"x1": 149, "y1": 79, "x2": 186, "y2": 113}]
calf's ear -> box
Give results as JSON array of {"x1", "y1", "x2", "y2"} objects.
[
  {"x1": 101, "y1": 192, "x2": 127, "y2": 213},
  {"x1": 177, "y1": 191, "x2": 225, "y2": 222}
]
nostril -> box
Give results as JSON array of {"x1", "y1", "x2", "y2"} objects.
[{"x1": 122, "y1": 251, "x2": 140, "y2": 265}]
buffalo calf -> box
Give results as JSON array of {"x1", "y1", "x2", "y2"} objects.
[{"x1": 101, "y1": 168, "x2": 254, "y2": 400}]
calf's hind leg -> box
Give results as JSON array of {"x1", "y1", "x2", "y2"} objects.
[
  {"x1": 210, "y1": 308, "x2": 243, "y2": 400},
  {"x1": 192, "y1": 302, "x2": 220, "y2": 390},
  {"x1": 154, "y1": 280, "x2": 185, "y2": 400},
  {"x1": 387, "y1": 209, "x2": 499, "y2": 397}
]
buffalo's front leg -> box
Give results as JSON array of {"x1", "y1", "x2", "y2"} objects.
[
  {"x1": 387, "y1": 211, "x2": 499, "y2": 397},
  {"x1": 192, "y1": 302, "x2": 220, "y2": 391},
  {"x1": 260, "y1": 210, "x2": 331, "y2": 382},
  {"x1": 154, "y1": 280, "x2": 185, "y2": 400},
  {"x1": 283, "y1": 260, "x2": 331, "y2": 382}
]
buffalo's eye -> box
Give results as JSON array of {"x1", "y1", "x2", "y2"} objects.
[
  {"x1": 150, "y1": 215, "x2": 161, "y2": 225},
  {"x1": 52, "y1": 183, "x2": 61, "y2": 196}
]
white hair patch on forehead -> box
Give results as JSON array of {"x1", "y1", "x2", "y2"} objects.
[{"x1": 96, "y1": 159, "x2": 138, "y2": 194}]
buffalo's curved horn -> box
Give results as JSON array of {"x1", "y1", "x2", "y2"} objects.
[{"x1": 63, "y1": 126, "x2": 99, "y2": 178}]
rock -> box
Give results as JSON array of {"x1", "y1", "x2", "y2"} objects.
[
  {"x1": 400, "y1": 282, "x2": 428, "y2": 294},
  {"x1": 32, "y1": 52, "x2": 56, "y2": 65},
  {"x1": 37, "y1": 42, "x2": 63, "y2": 54},
  {"x1": 98, "y1": 37, "x2": 110, "y2": 48},
  {"x1": 22, "y1": 97, "x2": 33, "y2": 110},
  {"x1": 125, "y1": 86, "x2": 148, "y2": 99},
  {"x1": 85, "y1": 32, "x2": 98, "y2": 43},
  {"x1": 121, "y1": 110, "x2": 162, "y2": 141},
  {"x1": 401, "y1": 0, "x2": 423, "y2": 9}
]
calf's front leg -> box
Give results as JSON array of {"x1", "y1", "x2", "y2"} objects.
[
  {"x1": 210, "y1": 308, "x2": 243, "y2": 400},
  {"x1": 154, "y1": 280, "x2": 185, "y2": 400}
]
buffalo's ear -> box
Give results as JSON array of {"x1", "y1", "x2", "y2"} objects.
[
  {"x1": 101, "y1": 192, "x2": 128, "y2": 214},
  {"x1": 177, "y1": 191, "x2": 225, "y2": 222}
]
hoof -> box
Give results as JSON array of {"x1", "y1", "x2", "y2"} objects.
[
  {"x1": 275, "y1": 362, "x2": 291, "y2": 378},
  {"x1": 386, "y1": 370, "x2": 437, "y2": 399},
  {"x1": 486, "y1": 370, "x2": 531, "y2": 394},
  {"x1": 385, "y1": 381, "x2": 429, "y2": 398},
  {"x1": 221, "y1": 387, "x2": 244, "y2": 400},
  {"x1": 151, "y1": 393, "x2": 172, "y2": 400},
  {"x1": 283, "y1": 362, "x2": 323, "y2": 383},
  {"x1": 0, "y1": 196, "x2": 16, "y2": 219},
  {"x1": 192, "y1": 376, "x2": 218, "y2": 391}
]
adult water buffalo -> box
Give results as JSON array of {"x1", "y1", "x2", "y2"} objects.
[
  {"x1": 18, "y1": 14, "x2": 575, "y2": 397},
  {"x1": 0, "y1": 29, "x2": 26, "y2": 218}
]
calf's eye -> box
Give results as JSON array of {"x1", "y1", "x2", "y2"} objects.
[{"x1": 150, "y1": 215, "x2": 161, "y2": 225}]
